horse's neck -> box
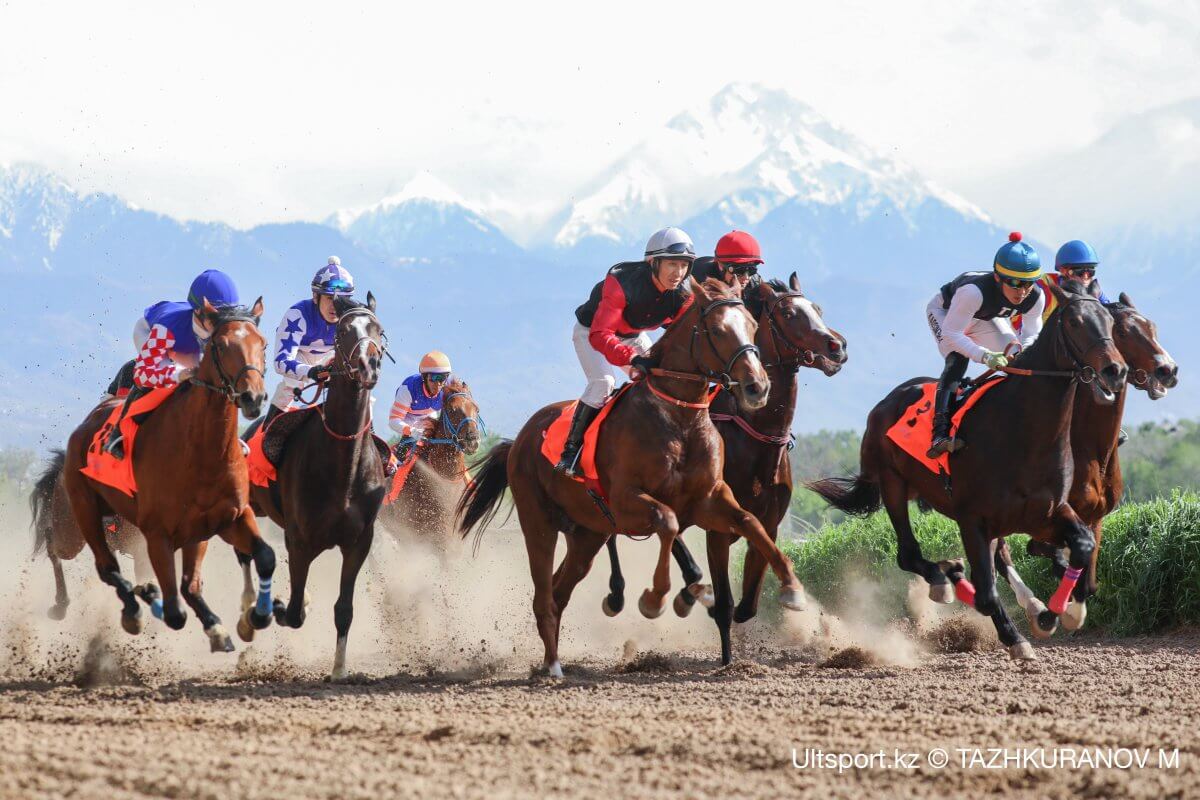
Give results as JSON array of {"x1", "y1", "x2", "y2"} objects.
[
  {"x1": 321, "y1": 377, "x2": 373, "y2": 481},
  {"x1": 654, "y1": 330, "x2": 714, "y2": 407},
  {"x1": 742, "y1": 364, "x2": 798, "y2": 436},
  {"x1": 420, "y1": 440, "x2": 464, "y2": 479},
  {"x1": 1071, "y1": 383, "x2": 1125, "y2": 467},
  {"x1": 182, "y1": 385, "x2": 239, "y2": 464}
]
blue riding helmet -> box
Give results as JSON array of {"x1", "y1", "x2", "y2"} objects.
[
  {"x1": 187, "y1": 269, "x2": 241, "y2": 310},
  {"x1": 1055, "y1": 240, "x2": 1099, "y2": 270},
  {"x1": 993, "y1": 231, "x2": 1042, "y2": 282},
  {"x1": 311, "y1": 255, "x2": 356, "y2": 297}
]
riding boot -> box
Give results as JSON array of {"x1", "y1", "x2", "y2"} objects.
[
  {"x1": 555, "y1": 401, "x2": 601, "y2": 477},
  {"x1": 927, "y1": 353, "x2": 969, "y2": 459},
  {"x1": 104, "y1": 385, "x2": 149, "y2": 460}
]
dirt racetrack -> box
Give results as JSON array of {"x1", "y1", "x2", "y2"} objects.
[{"x1": 1, "y1": 516, "x2": 1196, "y2": 799}]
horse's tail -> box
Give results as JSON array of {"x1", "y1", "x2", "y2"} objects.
[
  {"x1": 29, "y1": 449, "x2": 66, "y2": 557},
  {"x1": 457, "y1": 440, "x2": 513, "y2": 545},
  {"x1": 805, "y1": 473, "x2": 881, "y2": 517}
]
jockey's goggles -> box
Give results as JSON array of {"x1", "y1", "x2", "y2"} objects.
[
  {"x1": 720, "y1": 262, "x2": 759, "y2": 277},
  {"x1": 319, "y1": 279, "x2": 353, "y2": 295},
  {"x1": 426, "y1": 372, "x2": 450, "y2": 383},
  {"x1": 650, "y1": 242, "x2": 696, "y2": 257},
  {"x1": 1064, "y1": 266, "x2": 1096, "y2": 279},
  {"x1": 1000, "y1": 276, "x2": 1037, "y2": 290}
]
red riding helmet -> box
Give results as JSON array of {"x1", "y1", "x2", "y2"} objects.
[{"x1": 715, "y1": 230, "x2": 763, "y2": 265}]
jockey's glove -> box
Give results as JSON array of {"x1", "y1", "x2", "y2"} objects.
[
  {"x1": 982, "y1": 351, "x2": 1010, "y2": 370},
  {"x1": 630, "y1": 355, "x2": 654, "y2": 380},
  {"x1": 308, "y1": 366, "x2": 332, "y2": 383}
]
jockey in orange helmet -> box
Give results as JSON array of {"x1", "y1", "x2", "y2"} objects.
[{"x1": 388, "y1": 351, "x2": 453, "y2": 461}]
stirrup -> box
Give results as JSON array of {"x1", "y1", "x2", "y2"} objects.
[
  {"x1": 104, "y1": 434, "x2": 126, "y2": 460},
  {"x1": 554, "y1": 447, "x2": 582, "y2": 477},
  {"x1": 926, "y1": 436, "x2": 965, "y2": 459}
]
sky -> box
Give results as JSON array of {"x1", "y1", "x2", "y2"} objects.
[{"x1": 2, "y1": 0, "x2": 1199, "y2": 238}]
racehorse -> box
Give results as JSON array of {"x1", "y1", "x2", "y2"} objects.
[
  {"x1": 602, "y1": 274, "x2": 849, "y2": 665},
  {"x1": 378, "y1": 379, "x2": 483, "y2": 549},
  {"x1": 245, "y1": 294, "x2": 387, "y2": 680},
  {"x1": 458, "y1": 277, "x2": 809, "y2": 676},
  {"x1": 808, "y1": 280, "x2": 1128, "y2": 659},
  {"x1": 62, "y1": 299, "x2": 276, "y2": 652},
  {"x1": 29, "y1": 450, "x2": 149, "y2": 620},
  {"x1": 997, "y1": 289, "x2": 1178, "y2": 635}
]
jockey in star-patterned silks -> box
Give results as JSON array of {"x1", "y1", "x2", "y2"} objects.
[
  {"x1": 104, "y1": 269, "x2": 242, "y2": 459},
  {"x1": 388, "y1": 351, "x2": 453, "y2": 462},
  {"x1": 264, "y1": 256, "x2": 355, "y2": 426}
]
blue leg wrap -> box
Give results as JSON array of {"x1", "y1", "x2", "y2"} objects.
[
  {"x1": 150, "y1": 598, "x2": 164, "y2": 620},
  {"x1": 255, "y1": 576, "x2": 273, "y2": 616}
]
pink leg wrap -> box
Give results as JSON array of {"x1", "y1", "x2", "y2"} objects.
[
  {"x1": 954, "y1": 578, "x2": 976, "y2": 607},
  {"x1": 1048, "y1": 567, "x2": 1083, "y2": 615}
]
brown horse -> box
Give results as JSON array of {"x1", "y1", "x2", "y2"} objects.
[
  {"x1": 246, "y1": 295, "x2": 387, "y2": 679},
  {"x1": 808, "y1": 280, "x2": 1127, "y2": 659},
  {"x1": 378, "y1": 380, "x2": 483, "y2": 548},
  {"x1": 997, "y1": 290, "x2": 1178, "y2": 635},
  {"x1": 62, "y1": 299, "x2": 275, "y2": 652},
  {"x1": 29, "y1": 450, "x2": 150, "y2": 620},
  {"x1": 458, "y1": 278, "x2": 808, "y2": 676},
  {"x1": 602, "y1": 274, "x2": 849, "y2": 665}
]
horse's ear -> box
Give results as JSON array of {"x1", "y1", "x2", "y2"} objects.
[
  {"x1": 1046, "y1": 278, "x2": 1069, "y2": 307},
  {"x1": 689, "y1": 276, "x2": 710, "y2": 302},
  {"x1": 1086, "y1": 280, "x2": 1102, "y2": 299},
  {"x1": 202, "y1": 298, "x2": 218, "y2": 317},
  {"x1": 366, "y1": 290, "x2": 376, "y2": 313},
  {"x1": 789, "y1": 271, "x2": 802, "y2": 293},
  {"x1": 250, "y1": 296, "x2": 264, "y2": 323},
  {"x1": 1119, "y1": 291, "x2": 1136, "y2": 309}
]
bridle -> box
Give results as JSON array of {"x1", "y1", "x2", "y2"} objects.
[
  {"x1": 425, "y1": 390, "x2": 487, "y2": 452},
  {"x1": 758, "y1": 290, "x2": 826, "y2": 370},
  {"x1": 647, "y1": 296, "x2": 761, "y2": 407},
  {"x1": 980, "y1": 295, "x2": 1113, "y2": 385},
  {"x1": 190, "y1": 312, "x2": 266, "y2": 401},
  {"x1": 328, "y1": 307, "x2": 390, "y2": 384}
]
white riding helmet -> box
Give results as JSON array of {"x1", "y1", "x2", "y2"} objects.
[{"x1": 644, "y1": 227, "x2": 696, "y2": 263}]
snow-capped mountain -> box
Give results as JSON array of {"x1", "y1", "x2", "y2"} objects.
[
  {"x1": 332, "y1": 171, "x2": 521, "y2": 261},
  {"x1": 545, "y1": 83, "x2": 990, "y2": 258}
]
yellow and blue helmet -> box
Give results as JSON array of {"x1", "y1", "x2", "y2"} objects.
[{"x1": 993, "y1": 232, "x2": 1042, "y2": 282}]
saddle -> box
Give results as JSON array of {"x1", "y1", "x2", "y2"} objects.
[
  {"x1": 244, "y1": 406, "x2": 397, "y2": 489},
  {"x1": 540, "y1": 382, "x2": 633, "y2": 496},
  {"x1": 80, "y1": 386, "x2": 177, "y2": 497},
  {"x1": 885, "y1": 377, "x2": 1005, "y2": 474}
]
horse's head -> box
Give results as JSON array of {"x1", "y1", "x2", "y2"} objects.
[
  {"x1": 198, "y1": 297, "x2": 268, "y2": 419},
  {"x1": 332, "y1": 292, "x2": 385, "y2": 390},
  {"x1": 752, "y1": 272, "x2": 848, "y2": 376},
  {"x1": 687, "y1": 277, "x2": 770, "y2": 409},
  {"x1": 1105, "y1": 291, "x2": 1178, "y2": 400},
  {"x1": 439, "y1": 379, "x2": 483, "y2": 455},
  {"x1": 1047, "y1": 279, "x2": 1127, "y2": 405}
]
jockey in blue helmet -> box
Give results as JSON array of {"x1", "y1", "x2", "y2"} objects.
[
  {"x1": 925, "y1": 232, "x2": 1046, "y2": 457},
  {"x1": 263, "y1": 256, "x2": 356, "y2": 426},
  {"x1": 104, "y1": 269, "x2": 242, "y2": 458}
]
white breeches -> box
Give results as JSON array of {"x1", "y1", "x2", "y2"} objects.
[
  {"x1": 572, "y1": 322, "x2": 650, "y2": 409},
  {"x1": 925, "y1": 294, "x2": 1017, "y2": 361}
]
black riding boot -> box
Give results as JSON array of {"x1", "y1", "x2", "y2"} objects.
[
  {"x1": 104, "y1": 385, "x2": 149, "y2": 460},
  {"x1": 927, "y1": 353, "x2": 969, "y2": 459},
  {"x1": 554, "y1": 401, "x2": 601, "y2": 477}
]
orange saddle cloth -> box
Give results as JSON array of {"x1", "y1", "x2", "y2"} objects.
[
  {"x1": 80, "y1": 386, "x2": 177, "y2": 497},
  {"x1": 885, "y1": 378, "x2": 1005, "y2": 474},
  {"x1": 540, "y1": 383, "x2": 631, "y2": 487}
]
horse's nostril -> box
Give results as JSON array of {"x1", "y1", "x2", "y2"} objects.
[{"x1": 828, "y1": 339, "x2": 841, "y2": 352}]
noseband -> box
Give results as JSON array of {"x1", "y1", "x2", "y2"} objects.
[
  {"x1": 687, "y1": 297, "x2": 761, "y2": 389},
  {"x1": 425, "y1": 391, "x2": 486, "y2": 452},
  {"x1": 191, "y1": 313, "x2": 266, "y2": 401}
]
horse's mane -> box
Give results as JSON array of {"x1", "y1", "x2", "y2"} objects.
[
  {"x1": 744, "y1": 277, "x2": 788, "y2": 317},
  {"x1": 645, "y1": 278, "x2": 740, "y2": 363},
  {"x1": 332, "y1": 296, "x2": 368, "y2": 315},
  {"x1": 212, "y1": 302, "x2": 261, "y2": 325}
]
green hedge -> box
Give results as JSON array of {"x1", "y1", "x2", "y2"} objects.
[{"x1": 739, "y1": 492, "x2": 1200, "y2": 635}]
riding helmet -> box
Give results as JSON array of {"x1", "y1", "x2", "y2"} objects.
[
  {"x1": 419, "y1": 351, "x2": 453, "y2": 374},
  {"x1": 715, "y1": 230, "x2": 763, "y2": 265},
  {"x1": 993, "y1": 232, "x2": 1042, "y2": 282},
  {"x1": 1055, "y1": 240, "x2": 1099, "y2": 270},
  {"x1": 312, "y1": 256, "x2": 356, "y2": 297},
  {"x1": 644, "y1": 227, "x2": 697, "y2": 263},
  {"x1": 187, "y1": 269, "x2": 241, "y2": 310}
]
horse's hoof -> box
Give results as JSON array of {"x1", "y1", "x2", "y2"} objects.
[
  {"x1": 304, "y1": 590, "x2": 312, "y2": 611},
  {"x1": 638, "y1": 590, "x2": 666, "y2": 619},
  {"x1": 1023, "y1": 599, "x2": 1053, "y2": 639},
  {"x1": 1062, "y1": 600, "x2": 1087, "y2": 631},
  {"x1": 601, "y1": 594, "x2": 622, "y2": 617},
  {"x1": 690, "y1": 583, "x2": 715, "y2": 609},
  {"x1": 134, "y1": 582, "x2": 161, "y2": 604},
  {"x1": 928, "y1": 582, "x2": 955, "y2": 604},
  {"x1": 206, "y1": 625, "x2": 235, "y2": 653},
  {"x1": 1009, "y1": 641, "x2": 1036, "y2": 661},
  {"x1": 1035, "y1": 608, "x2": 1060, "y2": 637},
  {"x1": 778, "y1": 585, "x2": 807, "y2": 611},
  {"x1": 47, "y1": 603, "x2": 68, "y2": 622},
  {"x1": 673, "y1": 590, "x2": 695, "y2": 618},
  {"x1": 249, "y1": 607, "x2": 272, "y2": 631},
  {"x1": 329, "y1": 666, "x2": 349, "y2": 682},
  {"x1": 121, "y1": 612, "x2": 145, "y2": 636},
  {"x1": 546, "y1": 661, "x2": 564, "y2": 679},
  {"x1": 236, "y1": 610, "x2": 256, "y2": 643}
]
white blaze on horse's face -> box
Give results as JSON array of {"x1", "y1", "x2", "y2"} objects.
[{"x1": 791, "y1": 296, "x2": 831, "y2": 338}]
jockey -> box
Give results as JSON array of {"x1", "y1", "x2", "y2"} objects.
[
  {"x1": 104, "y1": 269, "x2": 241, "y2": 458},
  {"x1": 691, "y1": 230, "x2": 764, "y2": 293},
  {"x1": 1031, "y1": 240, "x2": 1111, "y2": 324},
  {"x1": 264, "y1": 256, "x2": 355, "y2": 426},
  {"x1": 555, "y1": 226, "x2": 697, "y2": 476},
  {"x1": 925, "y1": 232, "x2": 1045, "y2": 458},
  {"x1": 389, "y1": 351, "x2": 453, "y2": 461}
]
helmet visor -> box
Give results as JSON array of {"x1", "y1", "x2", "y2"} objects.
[{"x1": 320, "y1": 278, "x2": 353, "y2": 295}]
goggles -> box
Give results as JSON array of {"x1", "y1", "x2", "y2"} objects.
[
  {"x1": 1000, "y1": 276, "x2": 1036, "y2": 290},
  {"x1": 322, "y1": 279, "x2": 353, "y2": 294},
  {"x1": 1064, "y1": 266, "x2": 1096, "y2": 279},
  {"x1": 650, "y1": 241, "x2": 696, "y2": 257},
  {"x1": 426, "y1": 372, "x2": 451, "y2": 383},
  {"x1": 721, "y1": 262, "x2": 759, "y2": 277}
]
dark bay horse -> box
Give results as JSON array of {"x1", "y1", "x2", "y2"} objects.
[
  {"x1": 378, "y1": 380, "x2": 483, "y2": 548},
  {"x1": 246, "y1": 295, "x2": 387, "y2": 680},
  {"x1": 458, "y1": 278, "x2": 809, "y2": 676},
  {"x1": 998, "y1": 290, "x2": 1178, "y2": 635},
  {"x1": 62, "y1": 299, "x2": 276, "y2": 652},
  {"x1": 603, "y1": 274, "x2": 849, "y2": 665},
  {"x1": 808, "y1": 280, "x2": 1127, "y2": 659}
]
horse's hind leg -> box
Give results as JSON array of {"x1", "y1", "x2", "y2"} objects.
[
  {"x1": 275, "y1": 540, "x2": 313, "y2": 630},
  {"x1": 143, "y1": 529, "x2": 185, "y2": 630},
  {"x1": 47, "y1": 552, "x2": 70, "y2": 621},
  {"x1": 881, "y1": 472, "x2": 952, "y2": 602},
  {"x1": 67, "y1": 483, "x2": 141, "y2": 634},
  {"x1": 331, "y1": 530, "x2": 375, "y2": 681},
  {"x1": 705, "y1": 532, "x2": 736, "y2": 666},
  {"x1": 180, "y1": 541, "x2": 233, "y2": 653},
  {"x1": 601, "y1": 537, "x2": 626, "y2": 617},
  {"x1": 517, "y1": 496, "x2": 563, "y2": 677},
  {"x1": 961, "y1": 520, "x2": 1031, "y2": 660},
  {"x1": 552, "y1": 530, "x2": 607, "y2": 644},
  {"x1": 670, "y1": 537, "x2": 713, "y2": 618}
]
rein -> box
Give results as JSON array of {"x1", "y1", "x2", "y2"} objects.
[
  {"x1": 424, "y1": 391, "x2": 486, "y2": 451},
  {"x1": 643, "y1": 295, "x2": 760, "y2": 407},
  {"x1": 759, "y1": 291, "x2": 821, "y2": 370},
  {"x1": 709, "y1": 412, "x2": 794, "y2": 448},
  {"x1": 981, "y1": 295, "x2": 1110, "y2": 384},
  {"x1": 189, "y1": 312, "x2": 266, "y2": 400}
]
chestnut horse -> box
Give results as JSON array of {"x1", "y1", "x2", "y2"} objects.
[
  {"x1": 602, "y1": 274, "x2": 849, "y2": 665},
  {"x1": 62, "y1": 299, "x2": 276, "y2": 652},
  {"x1": 997, "y1": 290, "x2": 1178, "y2": 635},
  {"x1": 378, "y1": 380, "x2": 483, "y2": 547},
  {"x1": 808, "y1": 280, "x2": 1127, "y2": 659},
  {"x1": 246, "y1": 295, "x2": 387, "y2": 679},
  {"x1": 458, "y1": 278, "x2": 808, "y2": 676}
]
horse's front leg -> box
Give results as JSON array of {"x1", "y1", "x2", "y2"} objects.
[
  {"x1": 692, "y1": 481, "x2": 804, "y2": 610},
  {"x1": 610, "y1": 489, "x2": 679, "y2": 619},
  {"x1": 960, "y1": 520, "x2": 1032, "y2": 660},
  {"x1": 218, "y1": 508, "x2": 276, "y2": 642},
  {"x1": 601, "y1": 536, "x2": 626, "y2": 617},
  {"x1": 1036, "y1": 504, "x2": 1096, "y2": 635},
  {"x1": 180, "y1": 540, "x2": 233, "y2": 652},
  {"x1": 142, "y1": 530, "x2": 184, "y2": 630}
]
